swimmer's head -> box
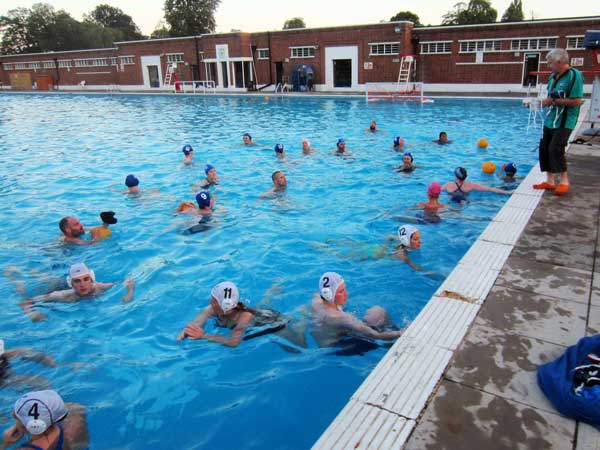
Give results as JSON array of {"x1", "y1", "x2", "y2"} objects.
[
  {"x1": 439, "y1": 132, "x2": 448, "y2": 142},
  {"x1": 14, "y1": 390, "x2": 68, "y2": 436},
  {"x1": 242, "y1": 133, "x2": 252, "y2": 144},
  {"x1": 205, "y1": 164, "x2": 216, "y2": 176},
  {"x1": 302, "y1": 139, "x2": 310, "y2": 150},
  {"x1": 427, "y1": 181, "x2": 442, "y2": 198},
  {"x1": 66, "y1": 263, "x2": 96, "y2": 295},
  {"x1": 336, "y1": 138, "x2": 346, "y2": 150},
  {"x1": 271, "y1": 170, "x2": 287, "y2": 187},
  {"x1": 59, "y1": 216, "x2": 84, "y2": 238},
  {"x1": 319, "y1": 272, "x2": 347, "y2": 307},
  {"x1": 398, "y1": 225, "x2": 421, "y2": 249},
  {"x1": 210, "y1": 281, "x2": 240, "y2": 315},
  {"x1": 274, "y1": 143, "x2": 284, "y2": 154},
  {"x1": 195, "y1": 191, "x2": 211, "y2": 209},
  {"x1": 370, "y1": 121, "x2": 377, "y2": 131},
  {"x1": 100, "y1": 211, "x2": 117, "y2": 225},
  {"x1": 182, "y1": 144, "x2": 194, "y2": 156},
  {"x1": 403, "y1": 152, "x2": 414, "y2": 164},
  {"x1": 505, "y1": 162, "x2": 517, "y2": 176},
  {"x1": 393, "y1": 136, "x2": 405, "y2": 147},
  {"x1": 454, "y1": 167, "x2": 467, "y2": 181},
  {"x1": 125, "y1": 174, "x2": 139, "y2": 188}
]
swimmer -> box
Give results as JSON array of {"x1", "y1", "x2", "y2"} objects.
[
  {"x1": 260, "y1": 171, "x2": 287, "y2": 198},
  {"x1": 178, "y1": 281, "x2": 302, "y2": 348},
  {"x1": 388, "y1": 224, "x2": 431, "y2": 273},
  {"x1": 331, "y1": 138, "x2": 350, "y2": 156},
  {"x1": 397, "y1": 152, "x2": 417, "y2": 172},
  {"x1": 193, "y1": 164, "x2": 220, "y2": 190},
  {"x1": 242, "y1": 133, "x2": 257, "y2": 146},
  {"x1": 274, "y1": 143, "x2": 285, "y2": 159},
  {"x1": 442, "y1": 167, "x2": 513, "y2": 202},
  {"x1": 18, "y1": 263, "x2": 135, "y2": 322},
  {"x1": 89, "y1": 211, "x2": 116, "y2": 239},
  {"x1": 0, "y1": 339, "x2": 59, "y2": 390},
  {"x1": 182, "y1": 144, "x2": 194, "y2": 164},
  {"x1": 301, "y1": 139, "x2": 315, "y2": 154},
  {"x1": 393, "y1": 136, "x2": 405, "y2": 151},
  {"x1": 125, "y1": 174, "x2": 139, "y2": 194},
  {"x1": 58, "y1": 216, "x2": 99, "y2": 246},
  {"x1": 310, "y1": 272, "x2": 402, "y2": 348},
  {"x1": 417, "y1": 182, "x2": 447, "y2": 211},
  {"x1": 498, "y1": 162, "x2": 519, "y2": 182},
  {"x1": 433, "y1": 131, "x2": 452, "y2": 145},
  {"x1": 2, "y1": 390, "x2": 89, "y2": 450},
  {"x1": 176, "y1": 191, "x2": 215, "y2": 215},
  {"x1": 366, "y1": 121, "x2": 379, "y2": 133}
]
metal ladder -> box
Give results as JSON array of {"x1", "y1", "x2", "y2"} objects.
[
  {"x1": 397, "y1": 56, "x2": 414, "y2": 91},
  {"x1": 164, "y1": 63, "x2": 177, "y2": 86}
]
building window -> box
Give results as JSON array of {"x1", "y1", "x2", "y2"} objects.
[
  {"x1": 257, "y1": 48, "x2": 269, "y2": 59},
  {"x1": 567, "y1": 36, "x2": 585, "y2": 50},
  {"x1": 73, "y1": 58, "x2": 109, "y2": 67},
  {"x1": 369, "y1": 42, "x2": 400, "y2": 55},
  {"x1": 3, "y1": 63, "x2": 14, "y2": 71},
  {"x1": 14, "y1": 63, "x2": 27, "y2": 70},
  {"x1": 28, "y1": 62, "x2": 41, "y2": 69},
  {"x1": 43, "y1": 61, "x2": 55, "y2": 69},
  {"x1": 511, "y1": 37, "x2": 557, "y2": 51},
  {"x1": 167, "y1": 53, "x2": 184, "y2": 63},
  {"x1": 459, "y1": 40, "x2": 502, "y2": 53},
  {"x1": 290, "y1": 46, "x2": 315, "y2": 58},
  {"x1": 119, "y1": 56, "x2": 135, "y2": 65},
  {"x1": 420, "y1": 41, "x2": 452, "y2": 54},
  {"x1": 58, "y1": 60, "x2": 72, "y2": 68}
]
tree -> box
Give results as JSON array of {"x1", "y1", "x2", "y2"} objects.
[
  {"x1": 164, "y1": 0, "x2": 221, "y2": 37},
  {"x1": 151, "y1": 21, "x2": 171, "y2": 39},
  {"x1": 390, "y1": 11, "x2": 422, "y2": 26},
  {"x1": 501, "y1": 0, "x2": 524, "y2": 22},
  {"x1": 283, "y1": 17, "x2": 306, "y2": 29},
  {"x1": 0, "y1": 7, "x2": 36, "y2": 54},
  {"x1": 442, "y1": 0, "x2": 497, "y2": 25},
  {"x1": 85, "y1": 4, "x2": 143, "y2": 41}
]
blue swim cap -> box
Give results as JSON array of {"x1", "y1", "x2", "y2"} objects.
[
  {"x1": 505, "y1": 162, "x2": 517, "y2": 175},
  {"x1": 403, "y1": 152, "x2": 413, "y2": 162},
  {"x1": 125, "y1": 174, "x2": 139, "y2": 187},
  {"x1": 394, "y1": 136, "x2": 401, "y2": 146},
  {"x1": 337, "y1": 138, "x2": 345, "y2": 147},
  {"x1": 196, "y1": 191, "x2": 211, "y2": 208},
  {"x1": 454, "y1": 167, "x2": 467, "y2": 181},
  {"x1": 243, "y1": 133, "x2": 252, "y2": 140},
  {"x1": 274, "y1": 144, "x2": 284, "y2": 153},
  {"x1": 205, "y1": 164, "x2": 215, "y2": 175},
  {"x1": 182, "y1": 144, "x2": 193, "y2": 155}
]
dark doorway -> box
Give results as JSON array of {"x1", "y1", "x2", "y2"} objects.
[
  {"x1": 207, "y1": 63, "x2": 217, "y2": 84},
  {"x1": 522, "y1": 53, "x2": 539, "y2": 87},
  {"x1": 275, "y1": 62, "x2": 284, "y2": 85},
  {"x1": 243, "y1": 61, "x2": 252, "y2": 86},
  {"x1": 333, "y1": 59, "x2": 352, "y2": 88},
  {"x1": 147, "y1": 65, "x2": 160, "y2": 88},
  {"x1": 191, "y1": 64, "x2": 200, "y2": 81},
  {"x1": 221, "y1": 62, "x2": 229, "y2": 88},
  {"x1": 234, "y1": 61, "x2": 244, "y2": 88}
]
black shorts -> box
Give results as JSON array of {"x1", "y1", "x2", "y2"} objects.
[{"x1": 539, "y1": 126, "x2": 571, "y2": 173}]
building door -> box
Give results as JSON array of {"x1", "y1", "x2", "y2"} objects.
[
  {"x1": 275, "y1": 62, "x2": 284, "y2": 85},
  {"x1": 191, "y1": 64, "x2": 200, "y2": 81},
  {"x1": 234, "y1": 61, "x2": 244, "y2": 88},
  {"x1": 221, "y1": 62, "x2": 229, "y2": 88},
  {"x1": 522, "y1": 53, "x2": 539, "y2": 87},
  {"x1": 147, "y1": 66, "x2": 160, "y2": 88},
  {"x1": 333, "y1": 59, "x2": 352, "y2": 88}
]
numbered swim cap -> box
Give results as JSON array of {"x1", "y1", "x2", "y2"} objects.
[
  {"x1": 195, "y1": 191, "x2": 211, "y2": 208},
  {"x1": 336, "y1": 138, "x2": 345, "y2": 147},
  {"x1": 14, "y1": 390, "x2": 68, "y2": 435},
  {"x1": 454, "y1": 167, "x2": 467, "y2": 181},
  {"x1": 125, "y1": 174, "x2": 139, "y2": 187},
  {"x1": 319, "y1": 272, "x2": 345, "y2": 302},
  {"x1": 66, "y1": 263, "x2": 95, "y2": 287},
  {"x1": 505, "y1": 162, "x2": 517, "y2": 175},
  {"x1": 398, "y1": 225, "x2": 418, "y2": 248},
  {"x1": 182, "y1": 144, "x2": 194, "y2": 155},
  {"x1": 204, "y1": 164, "x2": 215, "y2": 175},
  {"x1": 211, "y1": 281, "x2": 240, "y2": 313},
  {"x1": 274, "y1": 144, "x2": 284, "y2": 154}
]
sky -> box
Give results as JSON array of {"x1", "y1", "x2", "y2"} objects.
[{"x1": 1, "y1": 0, "x2": 598, "y2": 35}]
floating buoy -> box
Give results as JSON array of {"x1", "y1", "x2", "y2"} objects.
[
  {"x1": 477, "y1": 138, "x2": 488, "y2": 148},
  {"x1": 482, "y1": 161, "x2": 496, "y2": 174}
]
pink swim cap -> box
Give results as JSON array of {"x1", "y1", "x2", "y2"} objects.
[{"x1": 427, "y1": 182, "x2": 441, "y2": 197}]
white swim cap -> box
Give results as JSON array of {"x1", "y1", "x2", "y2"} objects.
[
  {"x1": 66, "y1": 263, "x2": 95, "y2": 287},
  {"x1": 14, "y1": 390, "x2": 68, "y2": 435},
  {"x1": 398, "y1": 225, "x2": 418, "y2": 248},
  {"x1": 319, "y1": 272, "x2": 345, "y2": 302},
  {"x1": 211, "y1": 281, "x2": 240, "y2": 313},
  {"x1": 0, "y1": 339, "x2": 4, "y2": 357}
]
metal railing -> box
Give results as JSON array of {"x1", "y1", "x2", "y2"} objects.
[{"x1": 176, "y1": 80, "x2": 216, "y2": 94}]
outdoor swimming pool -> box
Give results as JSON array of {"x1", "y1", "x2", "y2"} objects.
[{"x1": 0, "y1": 93, "x2": 539, "y2": 449}]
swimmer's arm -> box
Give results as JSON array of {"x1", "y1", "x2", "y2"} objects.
[
  {"x1": 470, "y1": 182, "x2": 513, "y2": 195},
  {"x1": 19, "y1": 290, "x2": 70, "y2": 321},
  {"x1": 177, "y1": 306, "x2": 214, "y2": 340},
  {"x1": 204, "y1": 311, "x2": 253, "y2": 347},
  {"x1": 440, "y1": 182, "x2": 452, "y2": 192},
  {"x1": 340, "y1": 315, "x2": 402, "y2": 341},
  {"x1": 90, "y1": 227, "x2": 102, "y2": 241},
  {"x1": 5, "y1": 348, "x2": 58, "y2": 367},
  {"x1": 65, "y1": 237, "x2": 99, "y2": 246},
  {"x1": 121, "y1": 278, "x2": 135, "y2": 302}
]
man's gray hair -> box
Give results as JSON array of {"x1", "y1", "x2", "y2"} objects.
[{"x1": 546, "y1": 48, "x2": 570, "y2": 64}]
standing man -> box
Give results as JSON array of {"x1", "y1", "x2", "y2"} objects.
[{"x1": 534, "y1": 48, "x2": 584, "y2": 196}]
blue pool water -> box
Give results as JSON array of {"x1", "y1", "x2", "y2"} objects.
[{"x1": 0, "y1": 93, "x2": 539, "y2": 449}]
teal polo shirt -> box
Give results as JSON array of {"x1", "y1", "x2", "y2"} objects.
[{"x1": 544, "y1": 68, "x2": 584, "y2": 130}]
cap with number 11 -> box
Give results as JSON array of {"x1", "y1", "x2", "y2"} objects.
[{"x1": 211, "y1": 281, "x2": 239, "y2": 313}]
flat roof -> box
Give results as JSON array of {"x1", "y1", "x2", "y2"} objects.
[
  {"x1": 0, "y1": 47, "x2": 117, "y2": 59},
  {"x1": 415, "y1": 15, "x2": 600, "y2": 31}
]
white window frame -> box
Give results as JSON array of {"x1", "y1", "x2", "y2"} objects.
[
  {"x1": 167, "y1": 53, "x2": 184, "y2": 63},
  {"x1": 420, "y1": 41, "x2": 452, "y2": 55},
  {"x1": 42, "y1": 61, "x2": 55, "y2": 69},
  {"x1": 14, "y1": 63, "x2": 27, "y2": 70},
  {"x1": 3, "y1": 63, "x2": 14, "y2": 71},
  {"x1": 73, "y1": 58, "x2": 110, "y2": 68},
  {"x1": 566, "y1": 35, "x2": 585, "y2": 50},
  {"x1": 257, "y1": 48, "x2": 269, "y2": 60},
  {"x1": 28, "y1": 62, "x2": 41, "y2": 69},
  {"x1": 290, "y1": 46, "x2": 316, "y2": 58},
  {"x1": 510, "y1": 37, "x2": 557, "y2": 51},
  {"x1": 119, "y1": 56, "x2": 135, "y2": 65},
  {"x1": 459, "y1": 39, "x2": 502, "y2": 53},
  {"x1": 369, "y1": 42, "x2": 400, "y2": 56},
  {"x1": 58, "y1": 60, "x2": 72, "y2": 68}
]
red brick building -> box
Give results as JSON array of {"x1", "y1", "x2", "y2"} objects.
[{"x1": 0, "y1": 16, "x2": 598, "y2": 94}]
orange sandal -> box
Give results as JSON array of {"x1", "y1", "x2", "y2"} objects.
[
  {"x1": 533, "y1": 182, "x2": 556, "y2": 190},
  {"x1": 554, "y1": 183, "x2": 570, "y2": 196}
]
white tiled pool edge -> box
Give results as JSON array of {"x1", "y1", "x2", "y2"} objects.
[{"x1": 312, "y1": 103, "x2": 592, "y2": 450}]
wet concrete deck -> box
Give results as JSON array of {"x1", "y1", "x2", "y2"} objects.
[{"x1": 404, "y1": 130, "x2": 600, "y2": 448}]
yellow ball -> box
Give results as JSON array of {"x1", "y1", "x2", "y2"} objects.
[
  {"x1": 482, "y1": 161, "x2": 496, "y2": 174},
  {"x1": 477, "y1": 138, "x2": 488, "y2": 148},
  {"x1": 264, "y1": 96, "x2": 270, "y2": 101}
]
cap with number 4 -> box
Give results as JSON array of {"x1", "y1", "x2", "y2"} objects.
[
  {"x1": 211, "y1": 281, "x2": 240, "y2": 313},
  {"x1": 319, "y1": 272, "x2": 345, "y2": 302},
  {"x1": 14, "y1": 390, "x2": 68, "y2": 435}
]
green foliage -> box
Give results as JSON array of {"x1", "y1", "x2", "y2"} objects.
[
  {"x1": 164, "y1": 0, "x2": 221, "y2": 37},
  {"x1": 85, "y1": 4, "x2": 143, "y2": 41},
  {"x1": 283, "y1": 17, "x2": 306, "y2": 29},
  {"x1": 442, "y1": 0, "x2": 498, "y2": 25},
  {"x1": 390, "y1": 11, "x2": 422, "y2": 26},
  {"x1": 501, "y1": 0, "x2": 524, "y2": 22}
]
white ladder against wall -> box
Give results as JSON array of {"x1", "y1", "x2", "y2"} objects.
[
  {"x1": 164, "y1": 63, "x2": 177, "y2": 86},
  {"x1": 397, "y1": 55, "x2": 414, "y2": 90}
]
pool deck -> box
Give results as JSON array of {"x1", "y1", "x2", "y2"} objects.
[{"x1": 313, "y1": 104, "x2": 600, "y2": 449}]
